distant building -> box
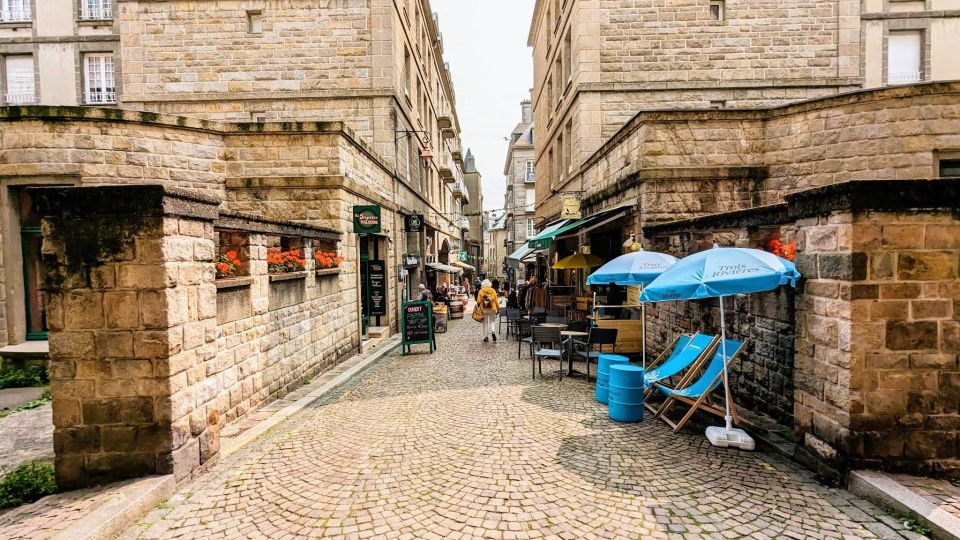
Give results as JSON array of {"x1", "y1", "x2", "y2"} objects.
[
  {"x1": 503, "y1": 100, "x2": 537, "y2": 256},
  {"x1": 462, "y1": 149, "x2": 484, "y2": 276},
  {"x1": 484, "y1": 209, "x2": 507, "y2": 280}
]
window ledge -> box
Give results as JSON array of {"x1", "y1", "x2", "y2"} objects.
[
  {"x1": 269, "y1": 271, "x2": 307, "y2": 282},
  {"x1": 0, "y1": 21, "x2": 32, "y2": 29},
  {"x1": 315, "y1": 268, "x2": 341, "y2": 277},
  {"x1": 216, "y1": 277, "x2": 253, "y2": 290},
  {"x1": 78, "y1": 19, "x2": 114, "y2": 27},
  {"x1": 0, "y1": 341, "x2": 49, "y2": 359}
]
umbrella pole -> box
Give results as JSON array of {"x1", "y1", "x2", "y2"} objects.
[
  {"x1": 640, "y1": 284, "x2": 646, "y2": 371},
  {"x1": 719, "y1": 295, "x2": 732, "y2": 432}
]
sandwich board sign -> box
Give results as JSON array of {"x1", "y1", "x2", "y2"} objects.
[{"x1": 401, "y1": 301, "x2": 435, "y2": 355}]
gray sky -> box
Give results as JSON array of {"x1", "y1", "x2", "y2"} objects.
[{"x1": 432, "y1": 0, "x2": 535, "y2": 211}]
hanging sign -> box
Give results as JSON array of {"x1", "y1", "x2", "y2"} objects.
[
  {"x1": 401, "y1": 301, "x2": 435, "y2": 355},
  {"x1": 405, "y1": 214, "x2": 424, "y2": 233},
  {"x1": 353, "y1": 205, "x2": 382, "y2": 234},
  {"x1": 560, "y1": 193, "x2": 582, "y2": 220},
  {"x1": 367, "y1": 259, "x2": 388, "y2": 316}
]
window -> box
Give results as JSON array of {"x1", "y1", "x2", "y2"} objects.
[
  {"x1": 526, "y1": 218, "x2": 535, "y2": 238},
  {"x1": 4, "y1": 55, "x2": 35, "y2": 105},
  {"x1": 525, "y1": 160, "x2": 535, "y2": 183},
  {"x1": 18, "y1": 190, "x2": 47, "y2": 340},
  {"x1": 939, "y1": 159, "x2": 960, "y2": 178},
  {"x1": 563, "y1": 121, "x2": 572, "y2": 173},
  {"x1": 547, "y1": 148, "x2": 555, "y2": 187},
  {"x1": 710, "y1": 1, "x2": 724, "y2": 20},
  {"x1": 0, "y1": 0, "x2": 30, "y2": 22},
  {"x1": 557, "y1": 133, "x2": 564, "y2": 179},
  {"x1": 525, "y1": 188, "x2": 535, "y2": 212},
  {"x1": 247, "y1": 11, "x2": 262, "y2": 34},
  {"x1": 83, "y1": 53, "x2": 116, "y2": 104},
  {"x1": 80, "y1": 0, "x2": 112, "y2": 20},
  {"x1": 251, "y1": 111, "x2": 266, "y2": 122},
  {"x1": 888, "y1": 31, "x2": 922, "y2": 84},
  {"x1": 563, "y1": 31, "x2": 572, "y2": 84},
  {"x1": 404, "y1": 48, "x2": 411, "y2": 96}
]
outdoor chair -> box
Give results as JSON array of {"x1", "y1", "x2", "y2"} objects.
[
  {"x1": 561, "y1": 320, "x2": 591, "y2": 348},
  {"x1": 545, "y1": 316, "x2": 567, "y2": 324},
  {"x1": 546, "y1": 309, "x2": 563, "y2": 318},
  {"x1": 573, "y1": 328, "x2": 619, "y2": 380},
  {"x1": 517, "y1": 319, "x2": 534, "y2": 360},
  {"x1": 503, "y1": 309, "x2": 521, "y2": 338},
  {"x1": 533, "y1": 307, "x2": 547, "y2": 314},
  {"x1": 531, "y1": 326, "x2": 564, "y2": 380},
  {"x1": 529, "y1": 312, "x2": 547, "y2": 324},
  {"x1": 653, "y1": 339, "x2": 747, "y2": 433},
  {"x1": 642, "y1": 333, "x2": 719, "y2": 412}
]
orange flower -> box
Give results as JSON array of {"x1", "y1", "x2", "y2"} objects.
[
  {"x1": 217, "y1": 262, "x2": 230, "y2": 274},
  {"x1": 226, "y1": 250, "x2": 238, "y2": 260}
]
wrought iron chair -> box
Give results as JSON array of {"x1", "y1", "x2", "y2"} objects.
[
  {"x1": 573, "y1": 328, "x2": 619, "y2": 380},
  {"x1": 531, "y1": 326, "x2": 564, "y2": 380}
]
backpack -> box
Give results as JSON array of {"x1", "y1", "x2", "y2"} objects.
[{"x1": 482, "y1": 295, "x2": 493, "y2": 308}]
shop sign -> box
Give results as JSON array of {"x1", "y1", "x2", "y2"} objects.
[
  {"x1": 459, "y1": 251, "x2": 469, "y2": 262},
  {"x1": 367, "y1": 259, "x2": 388, "y2": 316},
  {"x1": 405, "y1": 213, "x2": 424, "y2": 233},
  {"x1": 353, "y1": 205, "x2": 382, "y2": 234},
  {"x1": 401, "y1": 301, "x2": 435, "y2": 355},
  {"x1": 560, "y1": 193, "x2": 582, "y2": 220}
]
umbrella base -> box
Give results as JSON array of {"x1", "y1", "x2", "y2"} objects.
[{"x1": 705, "y1": 426, "x2": 755, "y2": 450}]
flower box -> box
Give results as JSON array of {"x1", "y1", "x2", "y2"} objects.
[
  {"x1": 315, "y1": 268, "x2": 341, "y2": 278},
  {"x1": 269, "y1": 271, "x2": 308, "y2": 283},
  {"x1": 216, "y1": 277, "x2": 254, "y2": 290},
  {"x1": 268, "y1": 248, "x2": 307, "y2": 274}
]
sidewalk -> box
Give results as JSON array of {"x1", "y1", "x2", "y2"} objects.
[{"x1": 851, "y1": 470, "x2": 960, "y2": 540}]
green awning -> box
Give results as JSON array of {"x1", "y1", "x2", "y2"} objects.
[
  {"x1": 506, "y1": 244, "x2": 535, "y2": 267},
  {"x1": 526, "y1": 220, "x2": 571, "y2": 250}
]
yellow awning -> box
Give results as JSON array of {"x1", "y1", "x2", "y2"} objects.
[{"x1": 451, "y1": 260, "x2": 476, "y2": 271}]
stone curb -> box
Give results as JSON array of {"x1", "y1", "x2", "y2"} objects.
[
  {"x1": 45, "y1": 337, "x2": 401, "y2": 540},
  {"x1": 849, "y1": 470, "x2": 960, "y2": 540},
  {"x1": 52, "y1": 475, "x2": 175, "y2": 540},
  {"x1": 221, "y1": 335, "x2": 402, "y2": 458}
]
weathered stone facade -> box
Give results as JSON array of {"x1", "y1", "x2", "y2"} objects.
[
  {"x1": 529, "y1": 0, "x2": 960, "y2": 222},
  {"x1": 644, "y1": 180, "x2": 960, "y2": 479},
  {"x1": 504, "y1": 101, "x2": 537, "y2": 256}
]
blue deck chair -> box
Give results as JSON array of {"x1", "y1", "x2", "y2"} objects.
[
  {"x1": 653, "y1": 339, "x2": 747, "y2": 433},
  {"x1": 642, "y1": 333, "x2": 718, "y2": 412}
]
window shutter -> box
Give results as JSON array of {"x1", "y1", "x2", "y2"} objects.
[
  {"x1": 888, "y1": 32, "x2": 922, "y2": 84},
  {"x1": 4, "y1": 55, "x2": 34, "y2": 104}
]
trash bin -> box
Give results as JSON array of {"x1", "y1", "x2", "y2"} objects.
[
  {"x1": 608, "y1": 364, "x2": 645, "y2": 423},
  {"x1": 596, "y1": 353, "x2": 630, "y2": 404}
]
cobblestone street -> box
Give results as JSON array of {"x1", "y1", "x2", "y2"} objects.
[{"x1": 122, "y1": 313, "x2": 921, "y2": 540}]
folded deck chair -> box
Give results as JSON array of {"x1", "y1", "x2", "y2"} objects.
[
  {"x1": 653, "y1": 339, "x2": 747, "y2": 433},
  {"x1": 642, "y1": 333, "x2": 718, "y2": 413}
]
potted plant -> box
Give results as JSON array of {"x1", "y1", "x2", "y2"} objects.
[
  {"x1": 314, "y1": 250, "x2": 344, "y2": 270},
  {"x1": 216, "y1": 250, "x2": 242, "y2": 279},
  {"x1": 267, "y1": 248, "x2": 306, "y2": 274}
]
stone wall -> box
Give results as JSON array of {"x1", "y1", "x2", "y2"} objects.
[
  {"x1": 643, "y1": 180, "x2": 960, "y2": 479},
  {"x1": 539, "y1": 82, "x2": 960, "y2": 223},
  {"x1": 34, "y1": 185, "x2": 351, "y2": 488}
]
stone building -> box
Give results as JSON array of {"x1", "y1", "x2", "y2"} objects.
[
  {"x1": 529, "y1": 0, "x2": 960, "y2": 221},
  {"x1": 0, "y1": 0, "x2": 475, "y2": 487},
  {"x1": 485, "y1": 209, "x2": 507, "y2": 281},
  {"x1": 0, "y1": 0, "x2": 470, "y2": 351},
  {"x1": 462, "y1": 149, "x2": 484, "y2": 276},
  {"x1": 503, "y1": 100, "x2": 538, "y2": 281}
]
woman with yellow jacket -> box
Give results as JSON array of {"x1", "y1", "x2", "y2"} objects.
[{"x1": 475, "y1": 279, "x2": 500, "y2": 343}]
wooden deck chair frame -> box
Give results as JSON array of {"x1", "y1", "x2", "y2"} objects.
[
  {"x1": 641, "y1": 333, "x2": 718, "y2": 413},
  {"x1": 653, "y1": 340, "x2": 747, "y2": 434}
]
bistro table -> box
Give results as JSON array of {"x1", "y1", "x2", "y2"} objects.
[{"x1": 561, "y1": 330, "x2": 590, "y2": 377}]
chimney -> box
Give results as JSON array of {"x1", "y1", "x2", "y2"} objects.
[{"x1": 521, "y1": 100, "x2": 532, "y2": 124}]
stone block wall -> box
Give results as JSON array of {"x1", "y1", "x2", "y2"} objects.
[
  {"x1": 644, "y1": 180, "x2": 960, "y2": 479},
  {"x1": 34, "y1": 185, "x2": 355, "y2": 488}
]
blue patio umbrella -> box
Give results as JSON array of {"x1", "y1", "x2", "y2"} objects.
[
  {"x1": 586, "y1": 249, "x2": 678, "y2": 369},
  {"x1": 639, "y1": 245, "x2": 800, "y2": 449}
]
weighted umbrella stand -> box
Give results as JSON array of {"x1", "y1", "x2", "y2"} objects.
[{"x1": 705, "y1": 295, "x2": 755, "y2": 450}]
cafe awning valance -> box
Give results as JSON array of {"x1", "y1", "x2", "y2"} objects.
[
  {"x1": 526, "y1": 220, "x2": 571, "y2": 250},
  {"x1": 532, "y1": 204, "x2": 634, "y2": 249},
  {"x1": 451, "y1": 260, "x2": 476, "y2": 271},
  {"x1": 426, "y1": 262, "x2": 463, "y2": 274}
]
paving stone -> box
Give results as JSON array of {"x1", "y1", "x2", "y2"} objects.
[{"x1": 104, "y1": 308, "x2": 919, "y2": 539}]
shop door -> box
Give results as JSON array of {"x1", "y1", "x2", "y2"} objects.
[{"x1": 359, "y1": 236, "x2": 370, "y2": 337}]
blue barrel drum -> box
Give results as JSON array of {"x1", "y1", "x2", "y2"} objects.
[
  {"x1": 608, "y1": 364, "x2": 645, "y2": 423},
  {"x1": 595, "y1": 353, "x2": 630, "y2": 404}
]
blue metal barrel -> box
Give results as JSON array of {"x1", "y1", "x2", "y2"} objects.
[
  {"x1": 608, "y1": 364, "x2": 645, "y2": 422},
  {"x1": 595, "y1": 354, "x2": 630, "y2": 404}
]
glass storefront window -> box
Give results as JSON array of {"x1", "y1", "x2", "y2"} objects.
[{"x1": 19, "y1": 191, "x2": 47, "y2": 340}]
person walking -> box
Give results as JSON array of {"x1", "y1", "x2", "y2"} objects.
[{"x1": 475, "y1": 279, "x2": 500, "y2": 343}]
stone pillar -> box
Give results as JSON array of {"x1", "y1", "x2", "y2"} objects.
[{"x1": 34, "y1": 186, "x2": 219, "y2": 489}]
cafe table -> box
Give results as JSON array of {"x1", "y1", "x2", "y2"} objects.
[{"x1": 561, "y1": 330, "x2": 590, "y2": 377}]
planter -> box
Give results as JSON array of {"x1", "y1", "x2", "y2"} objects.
[
  {"x1": 216, "y1": 277, "x2": 253, "y2": 290},
  {"x1": 269, "y1": 271, "x2": 308, "y2": 283},
  {"x1": 315, "y1": 268, "x2": 341, "y2": 278}
]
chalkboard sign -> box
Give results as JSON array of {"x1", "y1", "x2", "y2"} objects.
[
  {"x1": 401, "y1": 301, "x2": 435, "y2": 355},
  {"x1": 368, "y1": 260, "x2": 387, "y2": 316}
]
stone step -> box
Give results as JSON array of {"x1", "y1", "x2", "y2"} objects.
[{"x1": 368, "y1": 326, "x2": 390, "y2": 339}]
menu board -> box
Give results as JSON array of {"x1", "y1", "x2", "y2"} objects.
[
  {"x1": 402, "y1": 301, "x2": 435, "y2": 354},
  {"x1": 368, "y1": 260, "x2": 387, "y2": 316}
]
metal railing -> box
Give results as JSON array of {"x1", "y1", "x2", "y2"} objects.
[
  {"x1": 80, "y1": 0, "x2": 113, "y2": 20},
  {"x1": 85, "y1": 88, "x2": 117, "y2": 104},
  {"x1": 889, "y1": 71, "x2": 922, "y2": 84},
  {"x1": 5, "y1": 91, "x2": 35, "y2": 104},
  {"x1": 0, "y1": 1, "x2": 31, "y2": 22}
]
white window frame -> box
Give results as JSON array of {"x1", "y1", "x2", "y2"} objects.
[
  {"x1": 526, "y1": 219, "x2": 535, "y2": 238},
  {"x1": 525, "y1": 160, "x2": 535, "y2": 183},
  {"x1": 4, "y1": 55, "x2": 36, "y2": 105},
  {"x1": 0, "y1": 0, "x2": 30, "y2": 22},
  {"x1": 79, "y1": 0, "x2": 112, "y2": 20},
  {"x1": 83, "y1": 53, "x2": 116, "y2": 105},
  {"x1": 887, "y1": 31, "x2": 923, "y2": 85},
  {"x1": 710, "y1": 1, "x2": 724, "y2": 21}
]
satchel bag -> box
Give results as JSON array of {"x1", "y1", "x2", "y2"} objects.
[{"x1": 472, "y1": 306, "x2": 485, "y2": 322}]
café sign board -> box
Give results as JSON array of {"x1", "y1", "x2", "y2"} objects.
[
  {"x1": 353, "y1": 205, "x2": 382, "y2": 234},
  {"x1": 401, "y1": 301, "x2": 435, "y2": 355},
  {"x1": 367, "y1": 259, "x2": 388, "y2": 316},
  {"x1": 404, "y1": 213, "x2": 424, "y2": 233},
  {"x1": 560, "y1": 193, "x2": 582, "y2": 220}
]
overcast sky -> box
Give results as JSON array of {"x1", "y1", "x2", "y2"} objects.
[{"x1": 432, "y1": 0, "x2": 536, "y2": 211}]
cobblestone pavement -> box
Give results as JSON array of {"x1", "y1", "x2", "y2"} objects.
[
  {"x1": 122, "y1": 311, "x2": 923, "y2": 540},
  {"x1": 893, "y1": 473, "x2": 960, "y2": 523},
  {"x1": 0, "y1": 403, "x2": 53, "y2": 474}
]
